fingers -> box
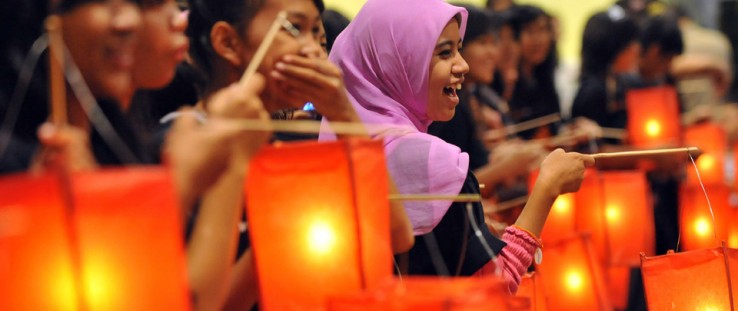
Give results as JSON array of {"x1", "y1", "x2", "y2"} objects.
[
  {"x1": 581, "y1": 154, "x2": 596, "y2": 167},
  {"x1": 283, "y1": 54, "x2": 341, "y2": 76}
]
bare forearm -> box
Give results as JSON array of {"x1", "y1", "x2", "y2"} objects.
[
  {"x1": 221, "y1": 249, "x2": 259, "y2": 311},
  {"x1": 187, "y1": 168, "x2": 245, "y2": 311},
  {"x1": 513, "y1": 175, "x2": 558, "y2": 237},
  {"x1": 388, "y1": 178, "x2": 414, "y2": 253}
]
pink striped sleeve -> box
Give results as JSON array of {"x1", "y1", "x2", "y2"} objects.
[{"x1": 475, "y1": 226, "x2": 540, "y2": 293}]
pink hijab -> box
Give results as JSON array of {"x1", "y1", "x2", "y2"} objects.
[{"x1": 321, "y1": 0, "x2": 469, "y2": 235}]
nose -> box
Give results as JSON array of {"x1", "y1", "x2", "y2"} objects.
[
  {"x1": 112, "y1": 1, "x2": 142, "y2": 35},
  {"x1": 299, "y1": 35, "x2": 325, "y2": 59},
  {"x1": 454, "y1": 53, "x2": 469, "y2": 76}
]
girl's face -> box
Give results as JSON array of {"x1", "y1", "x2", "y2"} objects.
[
  {"x1": 427, "y1": 19, "x2": 469, "y2": 122},
  {"x1": 133, "y1": 0, "x2": 188, "y2": 91},
  {"x1": 62, "y1": 0, "x2": 141, "y2": 104},
  {"x1": 613, "y1": 41, "x2": 641, "y2": 74},
  {"x1": 519, "y1": 15, "x2": 552, "y2": 67},
  {"x1": 241, "y1": 0, "x2": 324, "y2": 112},
  {"x1": 462, "y1": 33, "x2": 498, "y2": 85}
]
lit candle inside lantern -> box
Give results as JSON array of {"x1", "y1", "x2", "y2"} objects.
[
  {"x1": 730, "y1": 234, "x2": 738, "y2": 248},
  {"x1": 694, "y1": 218, "x2": 712, "y2": 237},
  {"x1": 645, "y1": 119, "x2": 661, "y2": 138},
  {"x1": 605, "y1": 205, "x2": 620, "y2": 223},
  {"x1": 565, "y1": 270, "x2": 584, "y2": 293},
  {"x1": 307, "y1": 220, "x2": 337, "y2": 255},
  {"x1": 697, "y1": 154, "x2": 716, "y2": 172},
  {"x1": 554, "y1": 195, "x2": 573, "y2": 214},
  {"x1": 626, "y1": 86, "x2": 680, "y2": 147}
]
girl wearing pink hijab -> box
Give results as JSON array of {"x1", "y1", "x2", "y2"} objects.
[{"x1": 323, "y1": 0, "x2": 594, "y2": 292}]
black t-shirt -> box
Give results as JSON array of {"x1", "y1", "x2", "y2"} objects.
[{"x1": 396, "y1": 171, "x2": 506, "y2": 276}]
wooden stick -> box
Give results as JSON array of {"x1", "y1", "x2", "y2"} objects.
[
  {"x1": 484, "y1": 113, "x2": 561, "y2": 141},
  {"x1": 225, "y1": 118, "x2": 414, "y2": 136},
  {"x1": 239, "y1": 11, "x2": 287, "y2": 84},
  {"x1": 592, "y1": 147, "x2": 700, "y2": 159},
  {"x1": 388, "y1": 194, "x2": 482, "y2": 202},
  {"x1": 46, "y1": 15, "x2": 66, "y2": 125},
  {"x1": 486, "y1": 196, "x2": 529, "y2": 213}
]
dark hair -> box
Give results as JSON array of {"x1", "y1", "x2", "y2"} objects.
[
  {"x1": 321, "y1": 9, "x2": 350, "y2": 52},
  {"x1": 507, "y1": 4, "x2": 549, "y2": 40},
  {"x1": 187, "y1": 0, "x2": 325, "y2": 90},
  {"x1": 451, "y1": 4, "x2": 499, "y2": 43},
  {"x1": 640, "y1": 15, "x2": 683, "y2": 56},
  {"x1": 581, "y1": 7, "x2": 640, "y2": 78}
]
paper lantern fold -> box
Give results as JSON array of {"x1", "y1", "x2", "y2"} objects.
[{"x1": 246, "y1": 139, "x2": 392, "y2": 310}]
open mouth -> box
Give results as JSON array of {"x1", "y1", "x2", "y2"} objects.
[{"x1": 443, "y1": 83, "x2": 462, "y2": 99}]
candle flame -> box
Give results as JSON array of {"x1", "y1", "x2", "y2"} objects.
[
  {"x1": 697, "y1": 154, "x2": 716, "y2": 172},
  {"x1": 554, "y1": 195, "x2": 573, "y2": 214},
  {"x1": 645, "y1": 120, "x2": 661, "y2": 138},
  {"x1": 565, "y1": 271, "x2": 584, "y2": 293},
  {"x1": 694, "y1": 218, "x2": 711, "y2": 237},
  {"x1": 606, "y1": 205, "x2": 620, "y2": 222},
  {"x1": 307, "y1": 221, "x2": 336, "y2": 255}
]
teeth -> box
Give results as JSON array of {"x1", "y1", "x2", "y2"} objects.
[{"x1": 456, "y1": 84, "x2": 462, "y2": 91}]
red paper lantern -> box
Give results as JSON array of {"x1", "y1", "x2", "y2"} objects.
[
  {"x1": 641, "y1": 243, "x2": 738, "y2": 310},
  {"x1": 246, "y1": 139, "x2": 393, "y2": 310},
  {"x1": 684, "y1": 123, "x2": 726, "y2": 186},
  {"x1": 71, "y1": 167, "x2": 190, "y2": 311},
  {"x1": 626, "y1": 86, "x2": 681, "y2": 147},
  {"x1": 535, "y1": 234, "x2": 612, "y2": 311},
  {"x1": 0, "y1": 173, "x2": 78, "y2": 311},
  {"x1": 575, "y1": 170, "x2": 653, "y2": 308},
  {"x1": 327, "y1": 276, "x2": 518, "y2": 311},
  {"x1": 516, "y1": 272, "x2": 548, "y2": 311},
  {"x1": 0, "y1": 167, "x2": 190, "y2": 311},
  {"x1": 679, "y1": 184, "x2": 733, "y2": 251}
]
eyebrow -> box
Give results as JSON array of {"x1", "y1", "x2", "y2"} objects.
[
  {"x1": 435, "y1": 39, "x2": 463, "y2": 50},
  {"x1": 435, "y1": 40, "x2": 453, "y2": 50},
  {"x1": 287, "y1": 12, "x2": 322, "y2": 23}
]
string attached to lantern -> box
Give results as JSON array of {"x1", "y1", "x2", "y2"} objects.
[{"x1": 682, "y1": 152, "x2": 719, "y2": 248}]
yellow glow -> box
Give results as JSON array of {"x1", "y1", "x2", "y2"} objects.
[
  {"x1": 52, "y1": 266, "x2": 78, "y2": 311},
  {"x1": 697, "y1": 154, "x2": 716, "y2": 172},
  {"x1": 83, "y1": 259, "x2": 119, "y2": 309},
  {"x1": 645, "y1": 120, "x2": 662, "y2": 138},
  {"x1": 307, "y1": 221, "x2": 337, "y2": 255},
  {"x1": 565, "y1": 271, "x2": 584, "y2": 293},
  {"x1": 554, "y1": 195, "x2": 573, "y2": 214},
  {"x1": 700, "y1": 305, "x2": 719, "y2": 311},
  {"x1": 694, "y1": 218, "x2": 712, "y2": 237},
  {"x1": 729, "y1": 234, "x2": 738, "y2": 248},
  {"x1": 606, "y1": 205, "x2": 620, "y2": 223}
]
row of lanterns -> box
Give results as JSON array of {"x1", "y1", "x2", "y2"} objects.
[{"x1": 3, "y1": 85, "x2": 737, "y2": 310}]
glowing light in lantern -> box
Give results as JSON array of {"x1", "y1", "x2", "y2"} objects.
[
  {"x1": 566, "y1": 271, "x2": 584, "y2": 293},
  {"x1": 554, "y1": 195, "x2": 572, "y2": 214},
  {"x1": 697, "y1": 154, "x2": 716, "y2": 172},
  {"x1": 701, "y1": 305, "x2": 719, "y2": 311},
  {"x1": 694, "y1": 218, "x2": 712, "y2": 237},
  {"x1": 52, "y1": 266, "x2": 78, "y2": 311},
  {"x1": 307, "y1": 220, "x2": 337, "y2": 255},
  {"x1": 645, "y1": 120, "x2": 661, "y2": 137},
  {"x1": 605, "y1": 205, "x2": 620, "y2": 223},
  {"x1": 729, "y1": 234, "x2": 738, "y2": 248}
]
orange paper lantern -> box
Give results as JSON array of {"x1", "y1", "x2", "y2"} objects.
[
  {"x1": 0, "y1": 167, "x2": 190, "y2": 311},
  {"x1": 536, "y1": 234, "x2": 612, "y2": 311},
  {"x1": 626, "y1": 86, "x2": 681, "y2": 147},
  {"x1": 679, "y1": 184, "x2": 734, "y2": 251},
  {"x1": 246, "y1": 139, "x2": 392, "y2": 310},
  {"x1": 528, "y1": 170, "x2": 578, "y2": 242},
  {"x1": 684, "y1": 123, "x2": 726, "y2": 186},
  {"x1": 0, "y1": 173, "x2": 79, "y2": 311},
  {"x1": 327, "y1": 276, "x2": 518, "y2": 311},
  {"x1": 641, "y1": 243, "x2": 738, "y2": 310},
  {"x1": 70, "y1": 167, "x2": 190, "y2": 311}
]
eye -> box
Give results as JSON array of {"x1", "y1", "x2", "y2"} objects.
[{"x1": 438, "y1": 49, "x2": 453, "y2": 59}]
